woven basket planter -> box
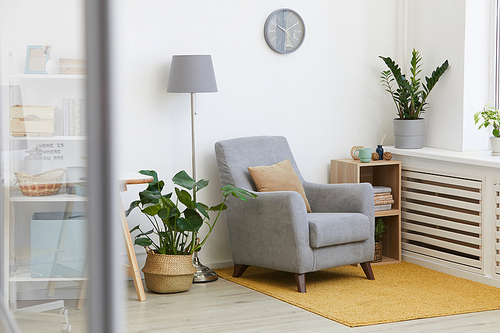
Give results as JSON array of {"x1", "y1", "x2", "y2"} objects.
[
  {"x1": 373, "y1": 241, "x2": 383, "y2": 263},
  {"x1": 142, "y1": 251, "x2": 196, "y2": 293}
]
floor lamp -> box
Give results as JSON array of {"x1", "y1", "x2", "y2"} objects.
[{"x1": 167, "y1": 55, "x2": 219, "y2": 283}]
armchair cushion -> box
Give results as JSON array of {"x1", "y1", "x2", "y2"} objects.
[
  {"x1": 308, "y1": 213, "x2": 370, "y2": 248},
  {"x1": 248, "y1": 159, "x2": 312, "y2": 212}
]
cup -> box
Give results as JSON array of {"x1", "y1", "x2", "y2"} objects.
[{"x1": 355, "y1": 148, "x2": 372, "y2": 163}]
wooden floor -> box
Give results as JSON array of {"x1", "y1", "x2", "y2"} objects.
[{"x1": 13, "y1": 278, "x2": 500, "y2": 332}]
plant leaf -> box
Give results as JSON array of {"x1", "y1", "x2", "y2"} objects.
[
  {"x1": 139, "y1": 189, "x2": 161, "y2": 205},
  {"x1": 195, "y1": 202, "x2": 210, "y2": 219},
  {"x1": 142, "y1": 203, "x2": 161, "y2": 216},
  {"x1": 172, "y1": 170, "x2": 196, "y2": 189},
  {"x1": 209, "y1": 203, "x2": 227, "y2": 211},
  {"x1": 177, "y1": 210, "x2": 203, "y2": 232},
  {"x1": 222, "y1": 185, "x2": 257, "y2": 201},
  {"x1": 129, "y1": 224, "x2": 141, "y2": 233},
  {"x1": 134, "y1": 237, "x2": 153, "y2": 247},
  {"x1": 125, "y1": 200, "x2": 141, "y2": 216},
  {"x1": 175, "y1": 187, "x2": 195, "y2": 209}
]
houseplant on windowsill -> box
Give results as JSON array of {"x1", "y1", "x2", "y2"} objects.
[
  {"x1": 379, "y1": 49, "x2": 449, "y2": 149},
  {"x1": 126, "y1": 170, "x2": 256, "y2": 293},
  {"x1": 474, "y1": 103, "x2": 500, "y2": 156},
  {"x1": 373, "y1": 218, "x2": 388, "y2": 263}
]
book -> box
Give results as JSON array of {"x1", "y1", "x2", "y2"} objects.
[{"x1": 374, "y1": 204, "x2": 392, "y2": 211}]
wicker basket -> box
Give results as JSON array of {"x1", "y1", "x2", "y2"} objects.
[
  {"x1": 373, "y1": 241, "x2": 383, "y2": 263},
  {"x1": 14, "y1": 168, "x2": 65, "y2": 196},
  {"x1": 142, "y1": 251, "x2": 196, "y2": 294}
]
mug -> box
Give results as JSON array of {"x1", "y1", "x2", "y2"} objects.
[{"x1": 354, "y1": 148, "x2": 372, "y2": 163}]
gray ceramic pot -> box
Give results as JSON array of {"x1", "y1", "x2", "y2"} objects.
[{"x1": 393, "y1": 118, "x2": 425, "y2": 149}]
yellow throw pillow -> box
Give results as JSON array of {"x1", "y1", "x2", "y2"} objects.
[{"x1": 248, "y1": 159, "x2": 311, "y2": 213}]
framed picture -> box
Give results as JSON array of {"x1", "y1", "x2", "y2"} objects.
[{"x1": 25, "y1": 45, "x2": 50, "y2": 74}]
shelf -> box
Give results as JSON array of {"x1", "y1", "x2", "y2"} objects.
[
  {"x1": 9, "y1": 191, "x2": 86, "y2": 203},
  {"x1": 331, "y1": 158, "x2": 402, "y2": 265},
  {"x1": 10, "y1": 74, "x2": 85, "y2": 80},
  {"x1": 10, "y1": 136, "x2": 86, "y2": 141},
  {"x1": 375, "y1": 209, "x2": 400, "y2": 217}
]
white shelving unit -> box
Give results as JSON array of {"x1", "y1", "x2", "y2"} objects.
[{"x1": 3, "y1": 62, "x2": 88, "y2": 331}]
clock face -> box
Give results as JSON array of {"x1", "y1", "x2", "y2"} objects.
[{"x1": 264, "y1": 9, "x2": 305, "y2": 54}]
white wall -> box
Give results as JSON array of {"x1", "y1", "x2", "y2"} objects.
[
  {"x1": 111, "y1": 0, "x2": 400, "y2": 266},
  {"x1": 406, "y1": 0, "x2": 495, "y2": 151}
]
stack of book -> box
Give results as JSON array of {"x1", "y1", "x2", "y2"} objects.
[{"x1": 373, "y1": 186, "x2": 394, "y2": 211}]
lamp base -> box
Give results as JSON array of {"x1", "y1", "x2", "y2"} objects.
[{"x1": 192, "y1": 252, "x2": 218, "y2": 283}]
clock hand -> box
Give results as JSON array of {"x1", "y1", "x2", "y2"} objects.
[
  {"x1": 285, "y1": 22, "x2": 299, "y2": 31},
  {"x1": 277, "y1": 25, "x2": 286, "y2": 32}
]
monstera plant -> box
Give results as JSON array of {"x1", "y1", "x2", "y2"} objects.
[{"x1": 127, "y1": 170, "x2": 256, "y2": 255}]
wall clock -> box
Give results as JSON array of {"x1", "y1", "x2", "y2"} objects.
[{"x1": 264, "y1": 8, "x2": 305, "y2": 54}]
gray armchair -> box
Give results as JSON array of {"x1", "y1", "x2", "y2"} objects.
[{"x1": 214, "y1": 136, "x2": 375, "y2": 292}]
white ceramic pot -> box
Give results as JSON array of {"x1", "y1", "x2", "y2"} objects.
[{"x1": 490, "y1": 137, "x2": 500, "y2": 156}]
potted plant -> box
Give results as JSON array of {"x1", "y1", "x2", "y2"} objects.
[
  {"x1": 474, "y1": 103, "x2": 500, "y2": 155},
  {"x1": 373, "y1": 218, "x2": 388, "y2": 263},
  {"x1": 379, "y1": 49, "x2": 449, "y2": 149},
  {"x1": 126, "y1": 170, "x2": 256, "y2": 293}
]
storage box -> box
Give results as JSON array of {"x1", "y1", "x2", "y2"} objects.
[
  {"x1": 10, "y1": 119, "x2": 55, "y2": 136},
  {"x1": 10, "y1": 105, "x2": 55, "y2": 119},
  {"x1": 59, "y1": 58, "x2": 86, "y2": 74},
  {"x1": 30, "y1": 212, "x2": 87, "y2": 278},
  {"x1": 10, "y1": 105, "x2": 55, "y2": 136}
]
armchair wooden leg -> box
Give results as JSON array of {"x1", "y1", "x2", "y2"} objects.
[
  {"x1": 233, "y1": 264, "x2": 249, "y2": 277},
  {"x1": 360, "y1": 262, "x2": 375, "y2": 280},
  {"x1": 295, "y1": 273, "x2": 306, "y2": 293}
]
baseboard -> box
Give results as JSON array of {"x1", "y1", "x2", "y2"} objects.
[{"x1": 403, "y1": 254, "x2": 500, "y2": 288}]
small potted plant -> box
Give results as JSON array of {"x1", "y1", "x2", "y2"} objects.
[
  {"x1": 379, "y1": 49, "x2": 449, "y2": 149},
  {"x1": 474, "y1": 103, "x2": 500, "y2": 156},
  {"x1": 374, "y1": 218, "x2": 388, "y2": 263},
  {"x1": 126, "y1": 170, "x2": 256, "y2": 293}
]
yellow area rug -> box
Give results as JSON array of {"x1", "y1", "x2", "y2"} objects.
[{"x1": 215, "y1": 261, "x2": 500, "y2": 327}]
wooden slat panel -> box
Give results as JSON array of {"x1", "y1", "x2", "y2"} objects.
[
  {"x1": 402, "y1": 180, "x2": 481, "y2": 200},
  {"x1": 496, "y1": 242, "x2": 500, "y2": 251},
  {"x1": 402, "y1": 211, "x2": 480, "y2": 234},
  {"x1": 496, "y1": 207, "x2": 500, "y2": 216},
  {"x1": 496, "y1": 266, "x2": 500, "y2": 275},
  {"x1": 497, "y1": 254, "x2": 500, "y2": 264},
  {"x1": 402, "y1": 222, "x2": 481, "y2": 246},
  {"x1": 402, "y1": 190, "x2": 481, "y2": 212},
  {"x1": 402, "y1": 232, "x2": 482, "y2": 257},
  {"x1": 402, "y1": 201, "x2": 481, "y2": 223},
  {"x1": 497, "y1": 232, "x2": 500, "y2": 241},
  {"x1": 402, "y1": 170, "x2": 482, "y2": 189},
  {"x1": 496, "y1": 195, "x2": 500, "y2": 204},
  {"x1": 402, "y1": 247, "x2": 482, "y2": 273},
  {"x1": 402, "y1": 243, "x2": 482, "y2": 269}
]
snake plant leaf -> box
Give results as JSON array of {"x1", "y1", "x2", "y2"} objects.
[
  {"x1": 142, "y1": 203, "x2": 161, "y2": 216},
  {"x1": 134, "y1": 237, "x2": 153, "y2": 247},
  {"x1": 195, "y1": 202, "x2": 210, "y2": 219},
  {"x1": 125, "y1": 200, "x2": 141, "y2": 216},
  {"x1": 175, "y1": 187, "x2": 195, "y2": 209}
]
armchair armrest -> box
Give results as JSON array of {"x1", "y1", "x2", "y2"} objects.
[
  {"x1": 303, "y1": 182, "x2": 374, "y2": 221},
  {"x1": 225, "y1": 190, "x2": 314, "y2": 273}
]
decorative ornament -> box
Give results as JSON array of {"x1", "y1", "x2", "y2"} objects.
[
  {"x1": 350, "y1": 146, "x2": 364, "y2": 160},
  {"x1": 383, "y1": 151, "x2": 393, "y2": 160},
  {"x1": 371, "y1": 152, "x2": 379, "y2": 161}
]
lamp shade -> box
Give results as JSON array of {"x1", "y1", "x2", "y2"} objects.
[{"x1": 167, "y1": 55, "x2": 218, "y2": 93}]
